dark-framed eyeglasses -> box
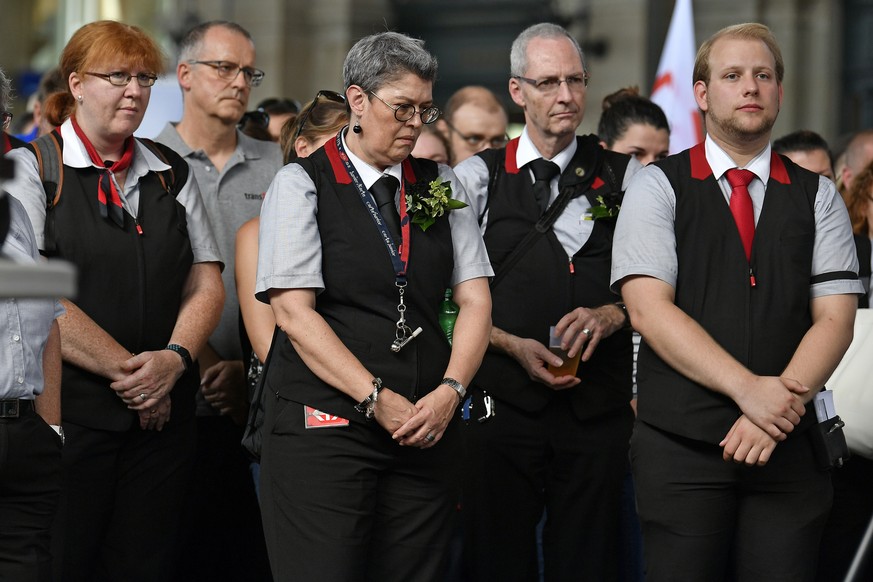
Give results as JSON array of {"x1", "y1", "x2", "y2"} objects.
[
  {"x1": 368, "y1": 91, "x2": 440, "y2": 124},
  {"x1": 188, "y1": 60, "x2": 265, "y2": 87},
  {"x1": 1, "y1": 111, "x2": 12, "y2": 130},
  {"x1": 84, "y1": 71, "x2": 158, "y2": 87},
  {"x1": 513, "y1": 73, "x2": 590, "y2": 94},
  {"x1": 293, "y1": 90, "x2": 346, "y2": 143},
  {"x1": 443, "y1": 119, "x2": 509, "y2": 150}
]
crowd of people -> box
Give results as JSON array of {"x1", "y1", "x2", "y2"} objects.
[{"x1": 2, "y1": 15, "x2": 872, "y2": 582}]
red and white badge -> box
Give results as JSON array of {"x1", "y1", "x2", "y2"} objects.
[{"x1": 304, "y1": 405, "x2": 350, "y2": 429}]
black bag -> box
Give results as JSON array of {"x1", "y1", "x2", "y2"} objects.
[
  {"x1": 241, "y1": 326, "x2": 280, "y2": 461},
  {"x1": 810, "y1": 415, "x2": 851, "y2": 470}
]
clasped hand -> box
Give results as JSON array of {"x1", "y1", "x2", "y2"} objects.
[
  {"x1": 734, "y1": 376, "x2": 808, "y2": 441},
  {"x1": 109, "y1": 349, "x2": 185, "y2": 412},
  {"x1": 375, "y1": 386, "x2": 458, "y2": 449}
]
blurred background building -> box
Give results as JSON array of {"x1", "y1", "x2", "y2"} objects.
[{"x1": 1, "y1": 0, "x2": 870, "y2": 144}]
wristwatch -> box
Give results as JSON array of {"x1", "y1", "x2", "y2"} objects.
[
  {"x1": 440, "y1": 377, "x2": 466, "y2": 401},
  {"x1": 165, "y1": 344, "x2": 193, "y2": 371},
  {"x1": 615, "y1": 302, "x2": 631, "y2": 329}
]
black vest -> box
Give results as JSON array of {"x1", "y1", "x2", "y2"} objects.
[
  {"x1": 28, "y1": 135, "x2": 198, "y2": 431},
  {"x1": 474, "y1": 135, "x2": 633, "y2": 419},
  {"x1": 263, "y1": 142, "x2": 454, "y2": 424},
  {"x1": 638, "y1": 144, "x2": 822, "y2": 443}
]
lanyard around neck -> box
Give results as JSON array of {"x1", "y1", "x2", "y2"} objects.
[{"x1": 335, "y1": 132, "x2": 411, "y2": 284}]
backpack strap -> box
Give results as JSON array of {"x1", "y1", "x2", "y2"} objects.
[
  {"x1": 137, "y1": 137, "x2": 175, "y2": 194},
  {"x1": 28, "y1": 130, "x2": 64, "y2": 210}
]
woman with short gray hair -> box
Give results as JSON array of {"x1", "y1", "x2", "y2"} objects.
[{"x1": 256, "y1": 31, "x2": 492, "y2": 580}]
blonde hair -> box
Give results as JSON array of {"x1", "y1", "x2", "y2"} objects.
[{"x1": 693, "y1": 23, "x2": 784, "y2": 85}]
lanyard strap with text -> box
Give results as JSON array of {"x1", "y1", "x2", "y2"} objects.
[{"x1": 335, "y1": 132, "x2": 420, "y2": 352}]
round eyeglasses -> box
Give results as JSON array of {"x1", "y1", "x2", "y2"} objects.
[
  {"x1": 368, "y1": 91, "x2": 441, "y2": 124},
  {"x1": 443, "y1": 119, "x2": 509, "y2": 150},
  {"x1": 84, "y1": 71, "x2": 158, "y2": 87},
  {"x1": 188, "y1": 60, "x2": 265, "y2": 88}
]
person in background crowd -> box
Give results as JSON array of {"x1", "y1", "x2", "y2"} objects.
[
  {"x1": 236, "y1": 91, "x2": 348, "y2": 424},
  {"x1": 156, "y1": 19, "x2": 279, "y2": 582},
  {"x1": 412, "y1": 122, "x2": 451, "y2": 164},
  {"x1": 16, "y1": 67, "x2": 66, "y2": 142},
  {"x1": 612, "y1": 22, "x2": 861, "y2": 581},
  {"x1": 596, "y1": 84, "x2": 670, "y2": 582},
  {"x1": 1, "y1": 67, "x2": 25, "y2": 153},
  {"x1": 4, "y1": 20, "x2": 224, "y2": 581},
  {"x1": 256, "y1": 31, "x2": 492, "y2": 581},
  {"x1": 840, "y1": 128, "x2": 873, "y2": 198},
  {"x1": 598, "y1": 86, "x2": 670, "y2": 166},
  {"x1": 437, "y1": 85, "x2": 509, "y2": 166},
  {"x1": 455, "y1": 22, "x2": 640, "y2": 582},
  {"x1": 0, "y1": 66, "x2": 63, "y2": 582},
  {"x1": 773, "y1": 129, "x2": 835, "y2": 181}
]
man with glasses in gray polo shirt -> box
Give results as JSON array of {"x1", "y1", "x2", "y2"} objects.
[{"x1": 157, "y1": 20, "x2": 280, "y2": 582}]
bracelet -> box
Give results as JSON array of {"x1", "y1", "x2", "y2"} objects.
[
  {"x1": 615, "y1": 302, "x2": 631, "y2": 329},
  {"x1": 165, "y1": 344, "x2": 193, "y2": 371},
  {"x1": 354, "y1": 378, "x2": 383, "y2": 420},
  {"x1": 440, "y1": 377, "x2": 466, "y2": 401}
]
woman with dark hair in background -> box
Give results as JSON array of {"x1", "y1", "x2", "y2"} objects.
[
  {"x1": 255, "y1": 31, "x2": 492, "y2": 581},
  {"x1": 598, "y1": 86, "x2": 670, "y2": 166},
  {"x1": 5, "y1": 20, "x2": 223, "y2": 581}
]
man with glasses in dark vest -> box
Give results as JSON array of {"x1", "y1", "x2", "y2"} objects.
[
  {"x1": 157, "y1": 20, "x2": 280, "y2": 582},
  {"x1": 454, "y1": 22, "x2": 640, "y2": 581},
  {"x1": 612, "y1": 23, "x2": 862, "y2": 581}
]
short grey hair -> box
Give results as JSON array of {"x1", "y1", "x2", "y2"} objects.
[
  {"x1": 510, "y1": 23, "x2": 586, "y2": 77},
  {"x1": 178, "y1": 20, "x2": 254, "y2": 63},
  {"x1": 342, "y1": 31, "x2": 438, "y2": 93},
  {"x1": 0, "y1": 67, "x2": 13, "y2": 112}
]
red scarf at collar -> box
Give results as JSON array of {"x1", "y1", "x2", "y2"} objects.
[{"x1": 71, "y1": 115, "x2": 134, "y2": 228}]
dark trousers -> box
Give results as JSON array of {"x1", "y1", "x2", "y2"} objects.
[
  {"x1": 172, "y1": 415, "x2": 271, "y2": 582},
  {"x1": 631, "y1": 421, "x2": 832, "y2": 582},
  {"x1": 260, "y1": 396, "x2": 459, "y2": 582},
  {"x1": 52, "y1": 417, "x2": 195, "y2": 582},
  {"x1": 0, "y1": 407, "x2": 62, "y2": 582},
  {"x1": 816, "y1": 455, "x2": 873, "y2": 581},
  {"x1": 462, "y1": 392, "x2": 634, "y2": 582}
]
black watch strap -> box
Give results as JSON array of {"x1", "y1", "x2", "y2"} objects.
[{"x1": 165, "y1": 344, "x2": 193, "y2": 371}]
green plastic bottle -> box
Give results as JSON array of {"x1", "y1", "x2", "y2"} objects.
[{"x1": 438, "y1": 288, "x2": 460, "y2": 345}]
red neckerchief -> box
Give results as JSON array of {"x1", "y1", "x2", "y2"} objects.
[{"x1": 70, "y1": 115, "x2": 134, "y2": 228}]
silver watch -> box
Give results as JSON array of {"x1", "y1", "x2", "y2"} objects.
[{"x1": 440, "y1": 377, "x2": 466, "y2": 400}]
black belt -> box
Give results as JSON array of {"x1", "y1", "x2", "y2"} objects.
[{"x1": 0, "y1": 399, "x2": 35, "y2": 418}]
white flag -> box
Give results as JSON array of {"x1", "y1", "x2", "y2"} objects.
[{"x1": 651, "y1": 0, "x2": 702, "y2": 154}]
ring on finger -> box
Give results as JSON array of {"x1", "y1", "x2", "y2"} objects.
[
  {"x1": 581, "y1": 328, "x2": 591, "y2": 336},
  {"x1": 139, "y1": 393, "x2": 147, "y2": 402},
  {"x1": 425, "y1": 433, "x2": 435, "y2": 443}
]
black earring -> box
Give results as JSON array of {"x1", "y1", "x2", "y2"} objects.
[{"x1": 353, "y1": 122, "x2": 362, "y2": 134}]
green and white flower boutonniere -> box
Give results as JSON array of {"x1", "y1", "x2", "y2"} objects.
[
  {"x1": 583, "y1": 191, "x2": 622, "y2": 221},
  {"x1": 406, "y1": 177, "x2": 468, "y2": 231}
]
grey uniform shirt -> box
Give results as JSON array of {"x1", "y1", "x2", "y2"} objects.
[
  {"x1": 610, "y1": 136, "x2": 864, "y2": 298},
  {"x1": 157, "y1": 123, "x2": 283, "y2": 360},
  {"x1": 255, "y1": 131, "x2": 493, "y2": 302},
  {"x1": 0, "y1": 193, "x2": 64, "y2": 399}
]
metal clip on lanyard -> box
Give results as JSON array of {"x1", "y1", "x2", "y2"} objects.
[{"x1": 335, "y1": 132, "x2": 421, "y2": 353}]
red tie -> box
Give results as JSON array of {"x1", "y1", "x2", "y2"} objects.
[{"x1": 726, "y1": 168, "x2": 756, "y2": 261}]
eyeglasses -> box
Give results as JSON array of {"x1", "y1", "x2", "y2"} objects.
[
  {"x1": 293, "y1": 90, "x2": 346, "y2": 143},
  {"x1": 368, "y1": 91, "x2": 441, "y2": 124},
  {"x1": 188, "y1": 60, "x2": 265, "y2": 87},
  {"x1": 1, "y1": 111, "x2": 12, "y2": 130},
  {"x1": 85, "y1": 71, "x2": 158, "y2": 87},
  {"x1": 443, "y1": 119, "x2": 508, "y2": 150},
  {"x1": 513, "y1": 74, "x2": 590, "y2": 95}
]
